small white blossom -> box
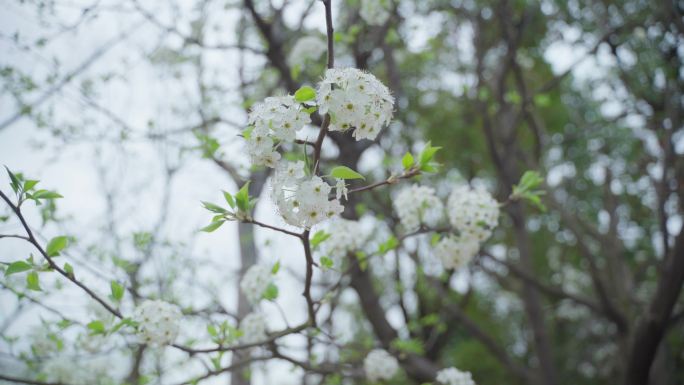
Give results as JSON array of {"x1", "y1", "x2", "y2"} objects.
[
  {"x1": 317, "y1": 68, "x2": 393, "y2": 141},
  {"x1": 240, "y1": 311, "x2": 267, "y2": 344},
  {"x1": 288, "y1": 35, "x2": 327, "y2": 67},
  {"x1": 335, "y1": 178, "x2": 348, "y2": 201},
  {"x1": 447, "y1": 185, "x2": 499, "y2": 242},
  {"x1": 434, "y1": 235, "x2": 480, "y2": 270},
  {"x1": 132, "y1": 299, "x2": 182, "y2": 346},
  {"x1": 272, "y1": 162, "x2": 344, "y2": 228},
  {"x1": 360, "y1": 0, "x2": 391, "y2": 26},
  {"x1": 436, "y1": 367, "x2": 476, "y2": 385},
  {"x1": 246, "y1": 95, "x2": 311, "y2": 168},
  {"x1": 364, "y1": 349, "x2": 399, "y2": 381},
  {"x1": 240, "y1": 264, "x2": 273, "y2": 304},
  {"x1": 393, "y1": 184, "x2": 444, "y2": 231}
]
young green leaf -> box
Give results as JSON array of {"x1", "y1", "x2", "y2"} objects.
[
  {"x1": 26, "y1": 271, "x2": 41, "y2": 291},
  {"x1": 320, "y1": 256, "x2": 334, "y2": 270},
  {"x1": 23, "y1": 180, "x2": 39, "y2": 191},
  {"x1": 201, "y1": 220, "x2": 225, "y2": 233},
  {"x1": 263, "y1": 283, "x2": 279, "y2": 301},
  {"x1": 202, "y1": 201, "x2": 227, "y2": 214},
  {"x1": 294, "y1": 85, "x2": 316, "y2": 102},
  {"x1": 271, "y1": 261, "x2": 281, "y2": 275},
  {"x1": 5, "y1": 261, "x2": 32, "y2": 276},
  {"x1": 331, "y1": 166, "x2": 365, "y2": 180},
  {"x1": 87, "y1": 320, "x2": 106, "y2": 335},
  {"x1": 418, "y1": 141, "x2": 442, "y2": 166},
  {"x1": 46, "y1": 236, "x2": 69, "y2": 257},
  {"x1": 402, "y1": 152, "x2": 415, "y2": 170},
  {"x1": 235, "y1": 182, "x2": 251, "y2": 212},
  {"x1": 5, "y1": 166, "x2": 21, "y2": 194},
  {"x1": 110, "y1": 281, "x2": 124, "y2": 302},
  {"x1": 222, "y1": 191, "x2": 236, "y2": 209},
  {"x1": 310, "y1": 230, "x2": 331, "y2": 249},
  {"x1": 63, "y1": 262, "x2": 74, "y2": 278},
  {"x1": 31, "y1": 190, "x2": 63, "y2": 200}
]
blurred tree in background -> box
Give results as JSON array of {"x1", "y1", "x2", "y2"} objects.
[{"x1": 0, "y1": 1, "x2": 682, "y2": 385}]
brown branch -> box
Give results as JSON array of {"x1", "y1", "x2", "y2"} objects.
[{"x1": 0, "y1": 190, "x2": 123, "y2": 319}]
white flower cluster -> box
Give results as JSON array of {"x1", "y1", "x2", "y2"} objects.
[
  {"x1": 42, "y1": 356, "x2": 112, "y2": 385},
  {"x1": 360, "y1": 0, "x2": 391, "y2": 26},
  {"x1": 436, "y1": 367, "x2": 476, "y2": 385},
  {"x1": 364, "y1": 349, "x2": 400, "y2": 381},
  {"x1": 240, "y1": 311, "x2": 267, "y2": 344},
  {"x1": 132, "y1": 299, "x2": 182, "y2": 346},
  {"x1": 240, "y1": 264, "x2": 273, "y2": 304},
  {"x1": 317, "y1": 68, "x2": 394, "y2": 140},
  {"x1": 434, "y1": 235, "x2": 480, "y2": 270},
  {"x1": 320, "y1": 218, "x2": 367, "y2": 265},
  {"x1": 393, "y1": 184, "x2": 444, "y2": 231},
  {"x1": 288, "y1": 36, "x2": 327, "y2": 67},
  {"x1": 447, "y1": 185, "x2": 499, "y2": 242},
  {"x1": 272, "y1": 161, "x2": 344, "y2": 229},
  {"x1": 432, "y1": 185, "x2": 499, "y2": 270},
  {"x1": 247, "y1": 96, "x2": 311, "y2": 167}
]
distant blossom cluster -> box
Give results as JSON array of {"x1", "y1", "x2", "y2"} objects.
[
  {"x1": 288, "y1": 36, "x2": 327, "y2": 67},
  {"x1": 436, "y1": 185, "x2": 500, "y2": 269},
  {"x1": 393, "y1": 184, "x2": 444, "y2": 231},
  {"x1": 318, "y1": 67, "x2": 394, "y2": 140},
  {"x1": 42, "y1": 356, "x2": 111, "y2": 385},
  {"x1": 359, "y1": 0, "x2": 391, "y2": 26},
  {"x1": 240, "y1": 311, "x2": 267, "y2": 344},
  {"x1": 436, "y1": 367, "x2": 476, "y2": 385},
  {"x1": 272, "y1": 161, "x2": 344, "y2": 229},
  {"x1": 320, "y1": 218, "x2": 368, "y2": 265},
  {"x1": 240, "y1": 264, "x2": 273, "y2": 304},
  {"x1": 364, "y1": 349, "x2": 400, "y2": 381},
  {"x1": 132, "y1": 299, "x2": 182, "y2": 346}
]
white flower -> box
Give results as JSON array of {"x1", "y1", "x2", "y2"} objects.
[
  {"x1": 360, "y1": 0, "x2": 391, "y2": 26},
  {"x1": 240, "y1": 264, "x2": 273, "y2": 304},
  {"x1": 434, "y1": 235, "x2": 480, "y2": 270},
  {"x1": 317, "y1": 67, "x2": 393, "y2": 141},
  {"x1": 436, "y1": 367, "x2": 476, "y2": 385},
  {"x1": 272, "y1": 162, "x2": 344, "y2": 229},
  {"x1": 246, "y1": 95, "x2": 311, "y2": 168},
  {"x1": 132, "y1": 299, "x2": 182, "y2": 346},
  {"x1": 335, "y1": 178, "x2": 348, "y2": 201},
  {"x1": 240, "y1": 311, "x2": 267, "y2": 344},
  {"x1": 393, "y1": 184, "x2": 444, "y2": 231},
  {"x1": 364, "y1": 349, "x2": 399, "y2": 381},
  {"x1": 288, "y1": 35, "x2": 327, "y2": 67},
  {"x1": 447, "y1": 185, "x2": 500, "y2": 242}
]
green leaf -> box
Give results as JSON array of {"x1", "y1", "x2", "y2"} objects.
[
  {"x1": 5, "y1": 261, "x2": 32, "y2": 276},
  {"x1": 5, "y1": 166, "x2": 21, "y2": 194},
  {"x1": 320, "y1": 256, "x2": 334, "y2": 270},
  {"x1": 46, "y1": 236, "x2": 69, "y2": 257},
  {"x1": 391, "y1": 338, "x2": 425, "y2": 355},
  {"x1": 402, "y1": 152, "x2": 414, "y2": 170},
  {"x1": 378, "y1": 236, "x2": 399, "y2": 254},
  {"x1": 355, "y1": 251, "x2": 368, "y2": 271},
  {"x1": 63, "y1": 263, "x2": 74, "y2": 278},
  {"x1": 23, "y1": 180, "x2": 39, "y2": 191},
  {"x1": 294, "y1": 86, "x2": 316, "y2": 102},
  {"x1": 222, "y1": 191, "x2": 236, "y2": 209},
  {"x1": 31, "y1": 190, "x2": 63, "y2": 200},
  {"x1": 202, "y1": 201, "x2": 227, "y2": 214},
  {"x1": 26, "y1": 271, "x2": 41, "y2": 291},
  {"x1": 110, "y1": 281, "x2": 124, "y2": 302},
  {"x1": 310, "y1": 230, "x2": 331, "y2": 249},
  {"x1": 418, "y1": 141, "x2": 442, "y2": 166},
  {"x1": 271, "y1": 261, "x2": 280, "y2": 275},
  {"x1": 235, "y1": 182, "x2": 251, "y2": 212},
  {"x1": 263, "y1": 283, "x2": 279, "y2": 301},
  {"x1": 87, "y1": 320, "x2": 106, "y2": 335},
  {"x1": 330, "y1": 166, "x2": 365, "y2": 180},
  {"x1": 201, "y1": 220, "x2": 225, "y2": 233}
]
